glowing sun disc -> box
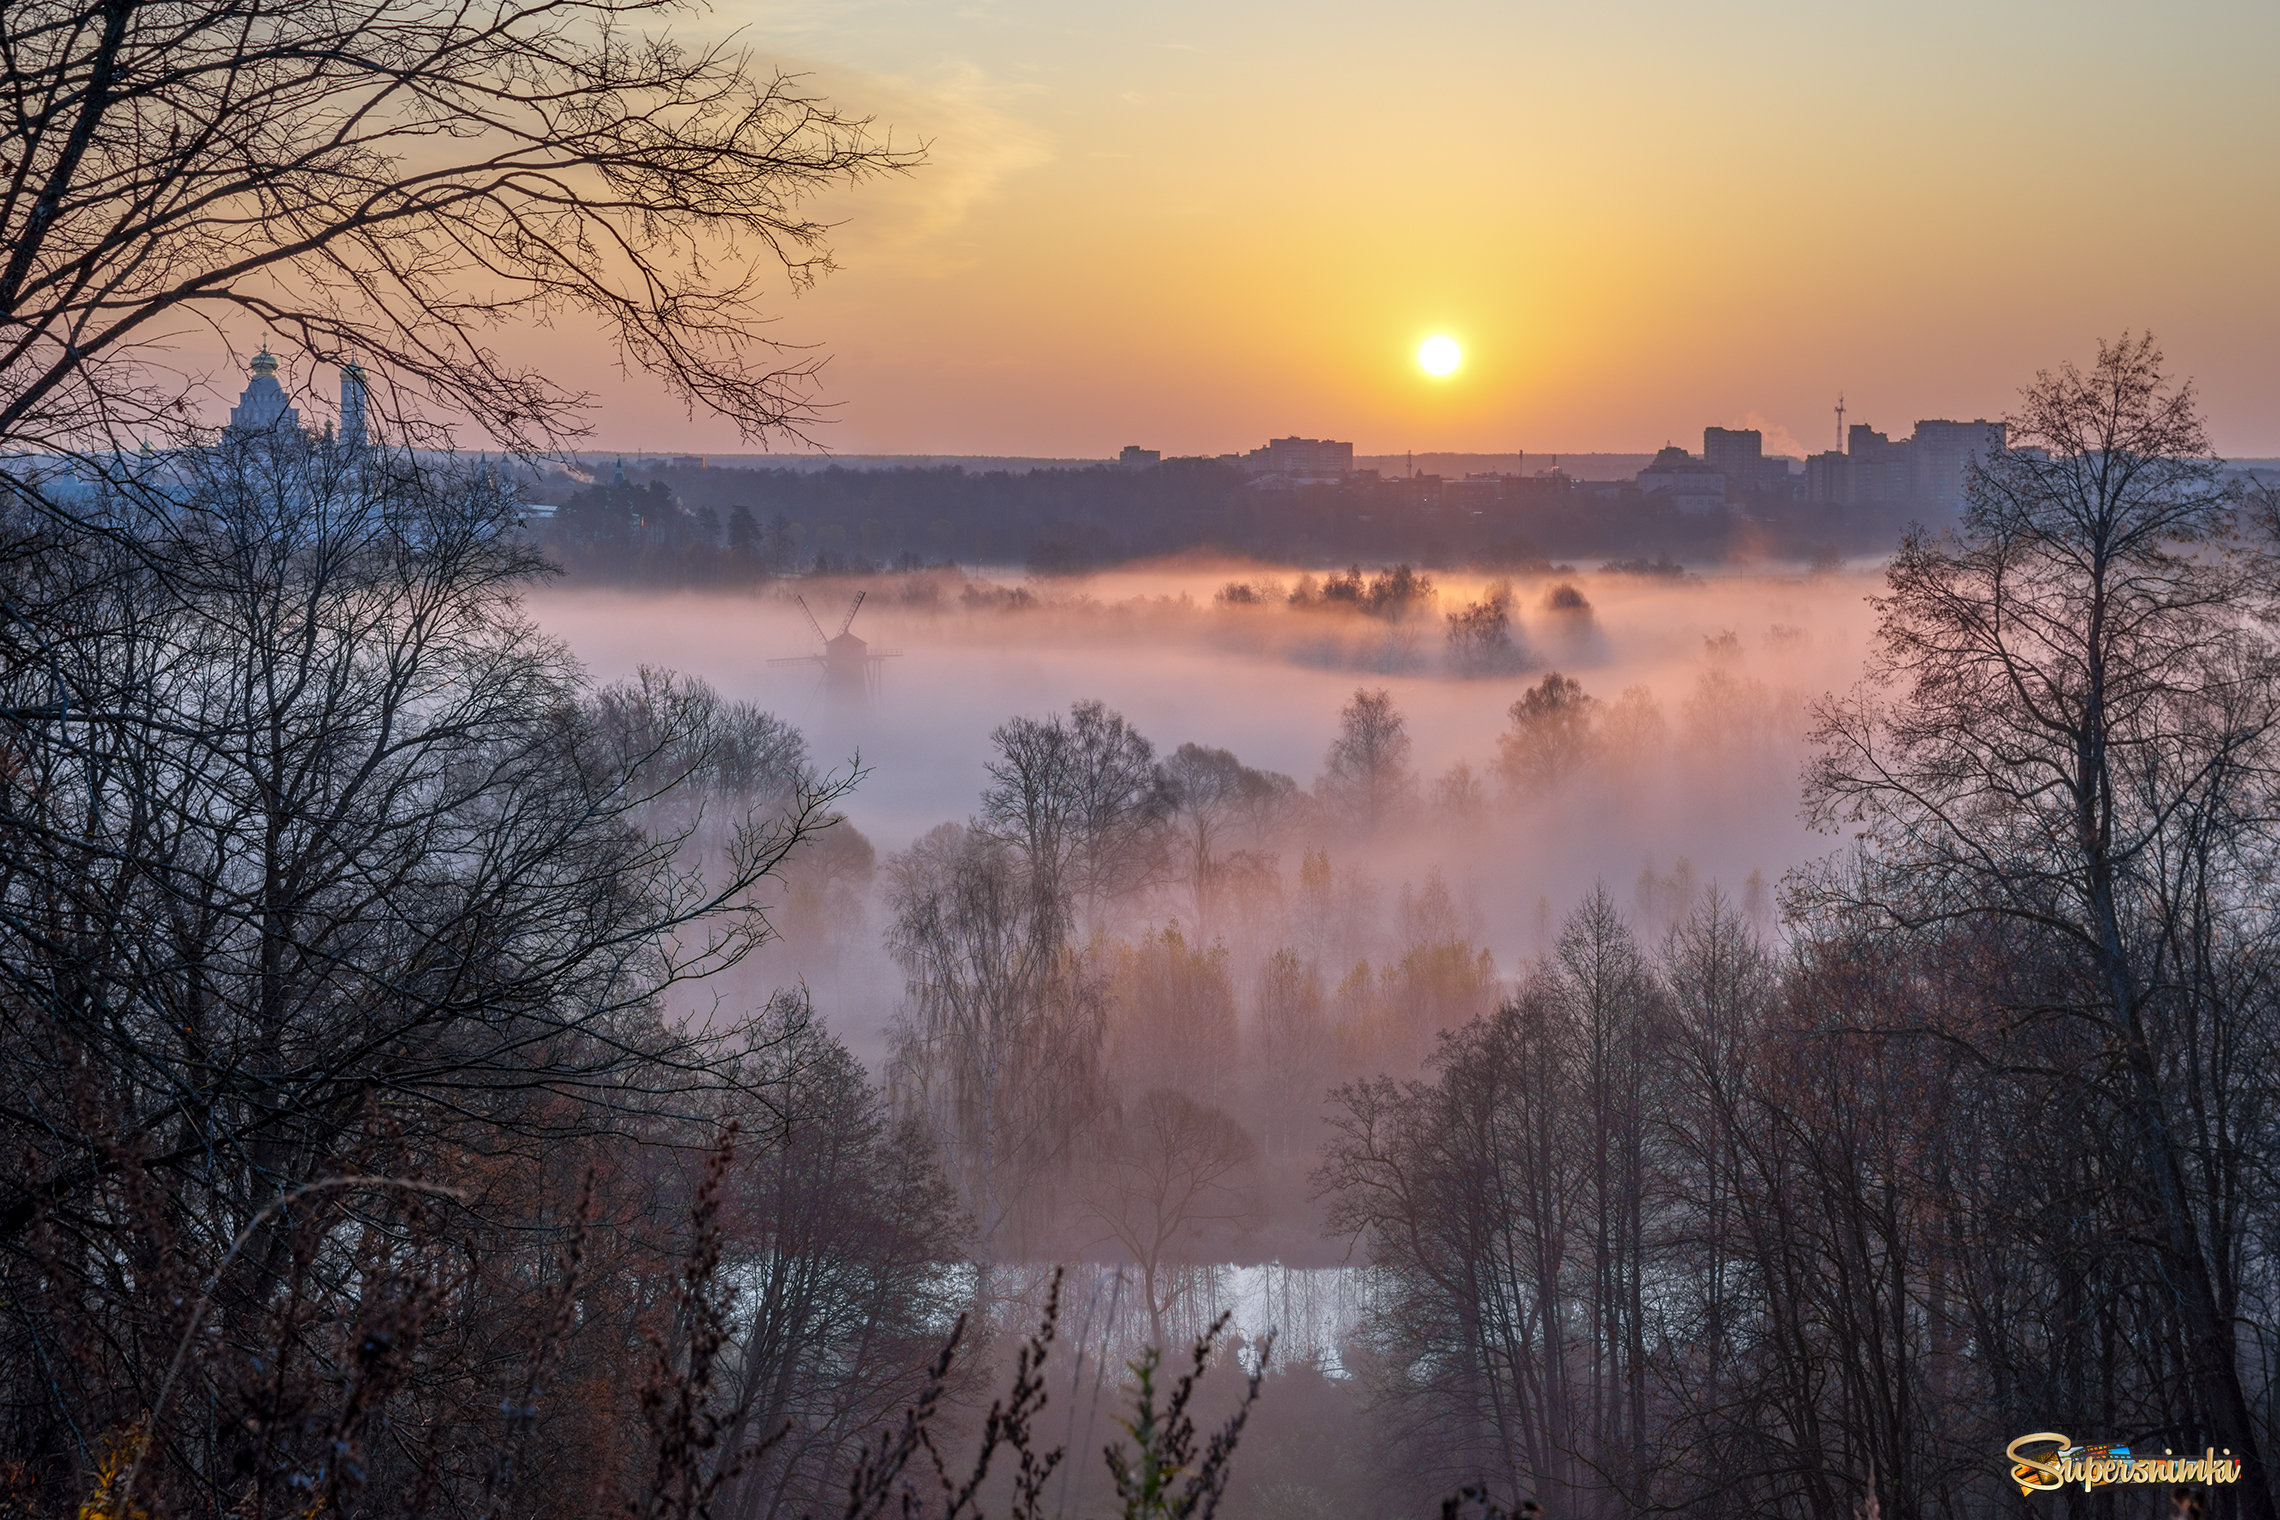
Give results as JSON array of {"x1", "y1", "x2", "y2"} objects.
[{"x1": 1418, "y1": 335, "x2": 1462, "y2": 377}]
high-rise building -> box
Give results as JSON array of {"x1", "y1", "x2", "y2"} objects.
[
  {"x1": 1845, "y1": 423, "x2": 1911, "y2": 504},
  {"x1": 1807, "y1": 450, "x2": 1849, "y2": 506},
  {"x1": 1909, "y1": 419, "x2": 2005, "y2": 507},
  {"x1": 1703, "y1": 427, "x2": 1762, "y2": 492},
  {"x1": 1243, "y1": 436, "x2": 1353, "y2": 480},
  {"x1": 1117, "y1": 445, "x2": 1160, "y2": 468},
  {"x1": 1804, "y1": 416, "x2": 2005, "y2": 508}
]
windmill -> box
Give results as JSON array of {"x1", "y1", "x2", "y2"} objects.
[{"x1": 770, "y1": 591, "x2": 900, "y2": 700}]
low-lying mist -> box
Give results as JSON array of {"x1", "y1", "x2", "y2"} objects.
[{"x1": 531, "y1": 560, "x2": 1880, "y2": 1066}]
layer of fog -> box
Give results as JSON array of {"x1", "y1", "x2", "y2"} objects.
[{"x1": 531, "y1": 560, "x2": 1882, "y2": 1063}]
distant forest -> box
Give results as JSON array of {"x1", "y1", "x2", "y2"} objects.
[{"x1": 529, "y1": 458, "x2": 1927, "y2": 581}]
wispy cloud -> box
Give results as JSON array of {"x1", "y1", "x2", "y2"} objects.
[{"x1": 795, "y1": 57, "x2": 1051, "y2": 270}]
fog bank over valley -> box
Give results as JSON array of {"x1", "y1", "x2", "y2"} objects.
[{"x1": 532, "y1": 561, "x2": 1882, "y2": 1071}]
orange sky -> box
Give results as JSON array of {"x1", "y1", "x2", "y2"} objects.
[{"x1": 527, "y1": 0, "x2": 2280, "y2": 458}]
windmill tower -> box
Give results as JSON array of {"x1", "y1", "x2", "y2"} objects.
[{"x1": 771, "y1": 592, "x2": 900, "y2": 700}]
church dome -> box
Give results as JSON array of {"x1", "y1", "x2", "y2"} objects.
[{"x1": 228, "y1": 346, "x2": 300, "y2": 433}]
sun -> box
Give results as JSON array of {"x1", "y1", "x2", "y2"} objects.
[{"x1": 1417, "y1": 334, "x2": 1462, "y2": 378}]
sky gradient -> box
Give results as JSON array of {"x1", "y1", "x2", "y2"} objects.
[{"x1": 545, "y1": 0, "x2": 2280, "y2": 458}]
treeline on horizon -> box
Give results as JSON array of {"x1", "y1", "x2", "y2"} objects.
[{"x1": 531, "y1": 457, "x2": 1909, "y2": 581}]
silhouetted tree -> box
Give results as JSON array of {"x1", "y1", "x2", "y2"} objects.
[
  {"x1": 1494, "y1": 674, "x2": 1599, "y2": 794},
  {"x1": 0, "y1": 428, "x2": 853, "y2": 1519},
  {"x1": 1319, "y1": 689, "x2": 1414, "y2": 832},
  {"x1": 716, "y1": 991, "x2": 965, "y2": 1520},
  {"x1": 1084, "y1": 1090, "x2": 1259, "y2": 1346},
  {"x1": 1320, "y1": 971, "x2": 1576, "y2": 1506},
  {"x1": 1805, "y1": 334, "x2": 2280, "y2": 1517},
  {"x1": 1445, "y1": 584, "x2": 1527, "y2": 677},
  {"x1": 0, "y1": 0, "x2": 909, "y2": 458},
  {"x1": 1161, "y1": 743, "x2": 1296, "y2": 931},
  {"x1": 884, "y1": 823, "x2": 1108, "y2": 1263},
  {"x1": 981, "y1": 700, "x2": 1170, "y2": 922}
]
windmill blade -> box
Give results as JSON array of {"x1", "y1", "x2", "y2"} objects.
[
  {"x1": 837, "y1": 589, "x2": 866, "y2": 637},
  {"x1": 793, "y1": 594, "x2": 829, "y2": 647}
]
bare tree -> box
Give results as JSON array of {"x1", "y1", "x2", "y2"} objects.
[
  {"x1": 715, "y1": 990, "x2": 964, "y2": 1520},
  {"x1": 1656, "y1": 888, "x2": 1774, "y2": 1464},
  {"x1": 1494, "y1": 674, "x2": 1599, "y2": 795},
  {"x1": 1552, "y1": 888, "x2": 1660, "y2": 1495},
  {"x1": 0, "y1": 427, "x2": 853, "y2": 1517},
  {"x1": 1160, "y1": 742, "x2": 1295, "y2": 931},
  {"x1": 1319, "y1": 982, "x2": 1577, "y2": 1508},
  {"x1": 1085, "y1": 1089, "x2": 1258, "y2": 1346},
  {"x1": 594, "y1": 667, "x2": 817, "y2": 818},
  {"x1": 980, "y1": 700, "x2": 1170, "y2": 924},
  {"x1": 884, "y1": 822, "x2": 1107, "y2": 1262},
  {"x1": 1805, "y1": 333, "x2": 2280, "y2": 1517},
  {"x1": 0, "y1": 0, "x2": 910, "y2": 458},
  {"x1": 1445, "y1": 584, "x2": 1528, "y2": 677},
  {"x1": 1319, "y1": 688, "x2": 1414, "y2": 833}
]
